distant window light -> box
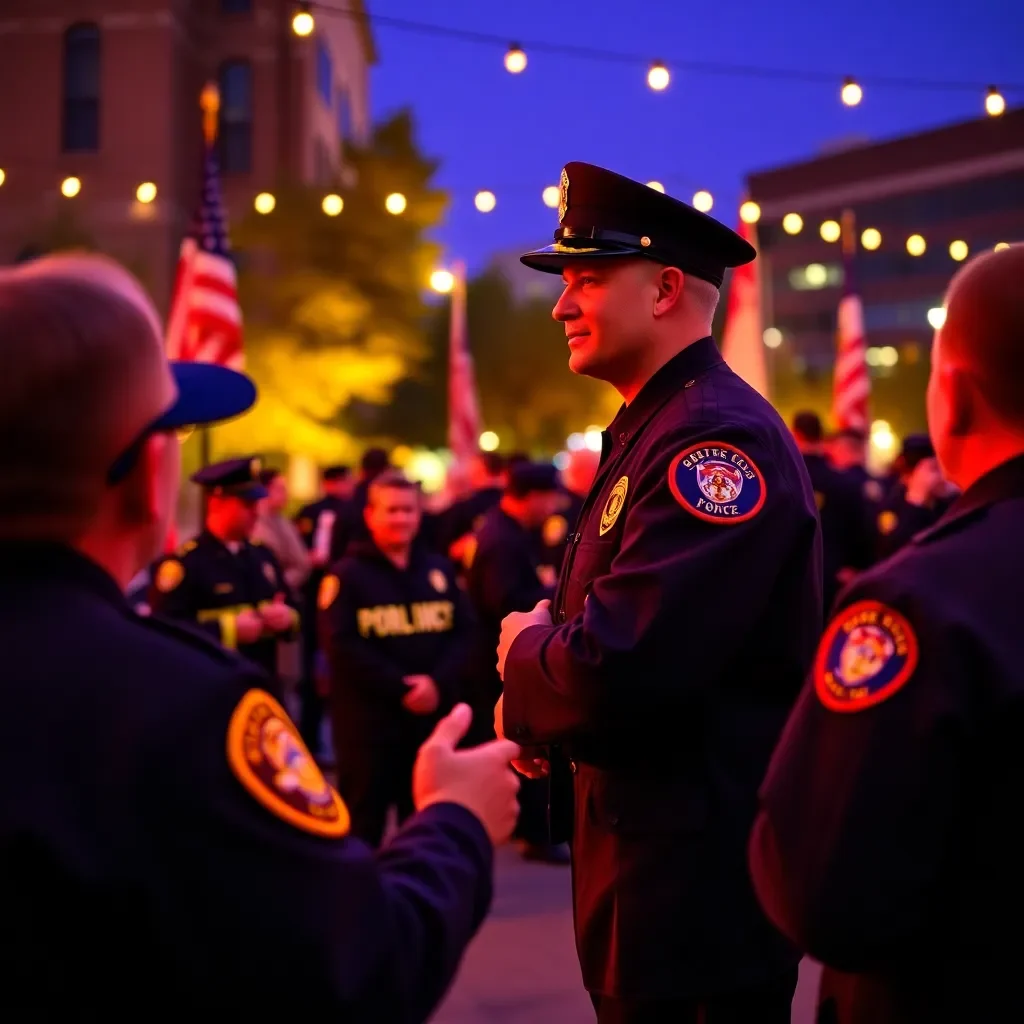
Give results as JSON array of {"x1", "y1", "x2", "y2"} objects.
[
  {"x1": 62, "y1": 23, "x2": 101, "y2": 153},
  {"x1": 219, "y1": 0, "x2": 252, "y2": 10},
  {"x1": 316, "y1": 39, "x2": 333, "y2": 108},
  {"x1": 788, "y1": 263, "x2": 843, "y2": 291},
  {"x1": 218, "y1": 60, "x2": 252, "y2": 173}
]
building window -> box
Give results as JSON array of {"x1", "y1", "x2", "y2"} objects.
[
  {"x1": 218, "y1": 61, "x2": 252, "y2": 173},
  {"x1": 316, "y1": 39, "x2": 333, "y2": 107},
  {"x1": 220, "y1": 0, "x2": 252, "y2": 10},
  {"x1": 62, "y1": 23, "x2": 101, "y2": 152},
  {"x1": 336, "y1": 84, "x2": 352, "y2": 140}
]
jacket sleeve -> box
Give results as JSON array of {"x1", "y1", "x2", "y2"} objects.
[
  {"x1": 148, "y1": 676, "x2": 493, "y2": 1019},
  {"x1": 430, "y1": 563, "x2": 478, "y2": 704},
  {"x1": 319, "y1": 564, "x2": 410, "y2": 703},
  {"x1": 502, "y1": 423, "x2": 810, "y2": 745},
  {"x1": 748, "y1": 578, "x2": 968, "y2": 972},
  {"x1": 257, "y1": 546, "x2": 302, "y2": 639}
]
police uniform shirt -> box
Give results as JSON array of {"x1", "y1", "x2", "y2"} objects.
[
  {"x1": 749, "y1": 454, "x2": 1024, "y2": 1023},
  {"x1": 0, "y1": 541, "x2": 492, "y2": 1015},
  {"x1": 501, "y1": 337, "x2": 823, "y2": 998},
  {"x1": 148, "y1": 530, "x2": 300, "y2": 684}
]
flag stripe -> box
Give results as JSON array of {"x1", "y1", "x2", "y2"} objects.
[
  {"x1": 447, "y1": 261, "x2": 482, "y2": 473},
  {"x1": 831, "y1": 248, "x2": 869, "y2": 431}
]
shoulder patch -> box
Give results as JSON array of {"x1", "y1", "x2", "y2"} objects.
[
  {"x1": 878, "y1": 509, "x2": 898, "y2": 534},
  {"x1": 227, "y1": 689, "x2": 349, "y2": 838},
  {"x1": 429, "y1": 568, "x2": 448, "y2": 593},
  {"x1": 543, "y1": 514, "x2": 568, "y2": 546},
  {"x1": 668, "y1": 441, "x2": 766, "y2": 524},
  {"x1": 599, "y1": 476, "x2": 628, "y2": 536},
  {"x1": 814, "y1": 600, "x2": 919, "y2": 713},
  {"x1": 318, "y1": 573, "x2": 340, "y2": 611},
  {"x1": 155, "y1": 559, "x2": 184, "y2": 593}
]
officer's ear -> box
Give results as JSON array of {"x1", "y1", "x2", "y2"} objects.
[
  {"x1": 652, "y1": 266, "x2": 685, "y2": 318},
  {"x1": 940, "y1": 363, "x2": 975, "y2": 440}
]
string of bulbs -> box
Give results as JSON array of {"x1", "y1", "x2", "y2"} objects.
[{"x1": 289, "y1": 1, "x2": 1018, "y2": 115}]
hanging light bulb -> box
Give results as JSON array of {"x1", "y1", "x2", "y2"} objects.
[
  {"x1": 474, "y1": 190, "x2": 496, "y2": 213},
  {"x1": 841, "y1": 76, "x2": 863, "y2": 106},
  {"x1": 254, "y1": 192, "x2": 276, "y2": 214},
  {"x1": 906, "y1": 234, "x2": 927, "y2": 256},
  {"x1": 949, "y1": 240, "x2": 969, "y2": 262},
  {"x1": 985, "y1": 86, "x2": 1006, "y2": 117},
  {"x1": 321, "y1": 193, "x2": 344, "y2": 216},
  {"x1": 647, "y1": 61, "x2": 670, "y2": 91},
  {"x1": 504, "y1": 43, "x2": 527, "y2": 74},
  {"x1": 291, "y1": 1, "x2": 314, "y2": 36},
  {"x1": 542, "y1": 185, "x2": 560, "y2": 208},
  {"x1": 692, "y1": 190, "x2": 713, "y2": 212},
  {"x1": 820, "y1": 219, "x2": 841, "y2": 243},
  {"x1": 782, "y1": 213, "x2": 803, "y2": 235},
  {"x1": 385, "y1": 192, "x2": 407, "y2": 215},
  {"x1": 135, "y1": 182, "x2": 157, "y2": 204},
  {"x1": 739, "y1": 201, "x2": 761, "y2": 225},
  {"x1": 61, "y1": 176, "x2": 82, "y2": 198},
  {"x1": 860, "y1": 227, "x2": 882, "y2": 250},
  {"x1": 646, "y1": 181, "x2": 665, "y2": 193}
]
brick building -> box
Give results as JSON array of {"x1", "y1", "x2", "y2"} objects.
[
  {"x1": 0, "y1": 0, "x2": 375, "y2": 309},
  {"x1": 746, "y1": 109, "x2": 1024, "y2": 377}
]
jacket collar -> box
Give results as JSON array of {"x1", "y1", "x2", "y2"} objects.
[{"x1": 0, "y1": 541, "x2": 127, "y2": 608}]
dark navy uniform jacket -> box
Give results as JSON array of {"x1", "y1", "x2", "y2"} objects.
[
  {"x1": 874, "y1": 485, "x2": 952, "y2": 562},
  {"x1": 501, "y1": 337, "x2": 823, "y2": 999},
  {"x1": 148, "y1": 530, "x2": 300, "y2": 685},
  {"x1": 0, "y1": 542, "x2": 492, "y2": 1018},
  {"x1": 295, "y1": 495, "x2": 349, "y2": 551},
  {"x1": 536, "y1": 490, "x2": 585, "y2": 578},
  {"x1": 319, "y1": 541, "x2": 475, "y2": 752},
  {"x1": 750, "y1": 453, "x2": 1024, "y2": 1024}
]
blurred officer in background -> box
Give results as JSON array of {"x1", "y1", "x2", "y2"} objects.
[
  {"x1": 497, "y1": 163, "x2": 821, "y2": 1023},
  {"x1": 0, "y1": 252, "x2": 521, "y2": 1017},
  {"x1": 829, "y1": 426, "x2": 884, "y2": 504},
  {"x1": 537, "y1": 447, "x2": 600, "y2": 581},
  {"x1": 749, "y1": 245, "x2": 1024, "y2": 1023}
]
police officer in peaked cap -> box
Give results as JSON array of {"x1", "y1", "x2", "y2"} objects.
[
  {"x1": 0, "y1": 252, "x2": 521, "y2": 1016},
  {"x1": 495, "y1": 163, "x2": 823, "y2": 1022}
]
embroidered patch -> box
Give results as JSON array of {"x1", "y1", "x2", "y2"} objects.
[
  {"x1": 318, "y1": 574, "x2": 340, "y2": 611},
  {"x1": 155, "y1": 559, "x2": 184, "y2": 593},
  {"x1": 814, "y1": 601, "x2": 919, "y2": 713},
  {"x1": 558, "y1": 167, "x2": 569, "y2": 222},
  {"x1": 599, "y1": 476, "x2": 628, "y2": 536},
  {"x1": 227, "y1": 689, "x2": 349, "y2": 837},
  {"x1": 429, "y1": 568, "x2": 448, "y2": 593},
  {"x1": 262, "y1": 561, "x2": 277, "y2": 586},
  {"x1": 543, "y1": 514, "x2": 568, "y2": 546},
  {"x1": 668, "y1": 442, "x2": 766, "y2": 524},
  {"x1": 878, "y1": 510, "x2": 898, "y2": 535}
]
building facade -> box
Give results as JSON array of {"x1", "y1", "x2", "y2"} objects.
[
  {"x1": 0, "y1": 0, "x2": 375, "y2": 309},
  {"x1": 746, "y1": 109, "x2": 1024, "y2": 380}
]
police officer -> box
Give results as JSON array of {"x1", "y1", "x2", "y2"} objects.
[
  {"x1": 295, "y1": 464, "x2": 353, "y2": 558},
  {"x1": 748, "y1": 244, "x2": 1024, "y2": 1024},
  {"x1": 495, "y1": 163, "x2": 822, "y2": 1022},
  {"x1": 465, "y1": 461, "x2": 568, "y2": 863},
  {"x1": 536, "y1": 447, "x2": 600, "y2": 582},
  {"x1": 319, "y1": 470, "x2": 477, "y2": 847},
  {"x1": 435, "y1": 450, "x2": 507, "y2": 567},
  {"x1": 792, "y1": 410, "x2": 873, "y2": 611},
  {"x1": 829, "y1": 426, "x2": 885, "y2": 505},
  {"x1": 0, "y1": 253, "x2": 521, "y2": 1016},
  {"x1": 149, "y1": 458, "x2": 301, "y2": 692}
]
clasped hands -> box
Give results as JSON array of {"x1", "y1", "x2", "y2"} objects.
[{"x1": 236, "y1": 594, "x2": 295, "y2": 644}]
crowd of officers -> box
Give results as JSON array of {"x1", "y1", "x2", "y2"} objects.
[{"x1": 143, "y1": 414, "x2": 952, "y2": 865}]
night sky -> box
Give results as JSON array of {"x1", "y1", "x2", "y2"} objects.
[{"x1": 364, "y1": 0, "x2": 1023, "y2": 274}]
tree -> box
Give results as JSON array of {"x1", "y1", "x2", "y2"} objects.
[{"x1": 215, "y1": 110, "x2": 448, "y2": 463}]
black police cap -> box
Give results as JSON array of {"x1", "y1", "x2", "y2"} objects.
[
  {"x1": 190, "y1": 457, "x2": 268, "y2": 501},
  {"x1": 520, "y1": 162, "x2": 756, "y2": 288},
  {"x1": 506, "y1": 462, "x2": 560, "y2": 498}
]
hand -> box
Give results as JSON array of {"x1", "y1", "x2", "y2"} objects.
[
  {"x1": 413, "y1": 704, "x2": 522, "y2": 845},
  {"x1": 261, "y1": 593, "x2": 295, "y2": 633},
  {"x1": 495, "y1": 695, "x2": 549, "y2": 778},
  {"x1": 235, "y1": 608, "x2": 265, "y2": 645},
  {"x1": 402, "y1": 674, "x2": 440, "y2": 715},
  {"x1": 497, "y1": 599, "x2": 552, "y2": 679}
]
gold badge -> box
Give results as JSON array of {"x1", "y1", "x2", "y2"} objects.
[
  {"x1": 543, "y1": 514, "x2": 568, "y2": 547},
  {"x1": 262, "y1": 561, "x2": 277, "y2": 586},
  {"x1": 429, "y1": 569, "x2": 448, "y2": 593},
  {"x1": 878, "y1": 510, "x2": 898, "y2": 535},
  {"x1": 599, "y1": 476, "x2": 629, "y2": 536},
  {"x1": 227, "y1": 689, "x2": 350, "y2": 838},
  {"x1": 155, "y1": 559, "x2": 184, "y2": 593},
  {"x1": 318, "y1": 574, "x2": 340, "y2": 611},
  {"x1": 558, "y1": 167, "x2": 569, "y2": 223}
]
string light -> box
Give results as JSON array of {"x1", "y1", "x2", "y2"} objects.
[
  {"x1": 291, "y1": 1, "x2": 314, "y2": 36},
  {"x1": 504, "y1": 43, "x2": 527, "y2": 74},
  {"x1": 647, "y1": 181, "x2": 665, "y2": 193},
  {"x1": 927, "y1": 307, "x2": 947, "y2": 329},
  {"x1": 647, "y1": 61, "x2": 670, "y2": 91},
  {"x1": 860, "y1": 227, "x2": 881, "y2": 250},
  {"x1": 254, "y1": 192, "x2": 276, "y2": 214},
  {"x1": 739, "y1": 200, "x2": 761, "y2": 224},
  {"x1": 692, "y1": 190, "x2": 713, "y2": 212},
  {"x1": 986, "y1": 86, "x2": 1006, "y2": 117},
  {"x1": 430, "y1": 269, "x2": 455, "y2": 293},
  {"x1": 385, "y1": 192, "x2": 407, "y2": 214},
  {"x1": 474, "y1": 189, "x2": 496, "y2": 212},
  {"x1": 906, "y1": 233, "x2": 927, "y2": 256},
  {"x1": 479, "y1": 430, "x2": 500, "y2": 451},
  {"x1": 542, "y1": 185, "x2": 560, "y2": 208},
  {"x1": 949, "y1": 239, "x2": 969, "y2": 261},
  {"x1": 841, "y1": 77, "x2": 863, "y2": 106},
  {"x1": 820, "y1": 219, "x2": 841, "y2": 243},
  {"x1": 763, "y1": 327, "x2": 783, "y2": 349},
  {"x1": 61, "y1": 176, "x2": 81, "y2": 198},
  {"x1": 0, "y1": 169, "x2": 5, "y2": 187},
  {"x1": 994, "y1": 242, "x2": 1011, "y2": 251},
  {"x1": 135, "y1": 182, "x2": 157, "y2": 204},
  {"x1": 782, "y1": 213, "x2": 803, "y2": 235},
  {"x1": 322, "y1": 193, "x2": 343, "y2": 215}
]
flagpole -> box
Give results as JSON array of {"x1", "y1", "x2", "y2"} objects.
[{"x1": 197, "y1": 81, "x2": 219, "y2": 471}]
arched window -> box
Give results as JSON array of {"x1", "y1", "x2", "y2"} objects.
[
  {"x1": 218, "y1": 60, "x2": 252, "y2": 173},
  {"x1": 62, "y1": 23, "x2": 101, "y2": 152}
]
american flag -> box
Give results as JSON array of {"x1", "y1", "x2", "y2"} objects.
[
  {"x1": 165, "y1": 141, "x2": 243, "y2": 369},
  {"x1": 447, "y1": 260, "x2": 482, "y2": 474},
  {"x1": 831, "y1": 210, "x2": 869, "y2": 431}
]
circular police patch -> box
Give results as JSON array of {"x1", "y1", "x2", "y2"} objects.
[
  {"x1": 814, "y1": 600, "x2": 919, "y2": 713},
  {"x1": 155, "y1": 559, "x2": 184, "y2": 593},
  {"x1": 668, "y1": 442, "x2": 766, "y2": 524},
  {"x1": 317, "y1": 574, "x2": 340, "y2": 611},
  {"x1": 599, "y1": 476, "x2": 628, "y2": 536},
  {"x1": 227, "y1": 689, "x2": 350, "y2": 838}
]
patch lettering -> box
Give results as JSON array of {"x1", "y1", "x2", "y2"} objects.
[
  {"x1": 357, "y1": 601, "x2": 454, "y2": 638},
  {"x1": 227, "y1": 689, "x2": 349, "y2": 837},
  {"x1": 599, "y1": 476, "x2": 628, "y2": 536},
  {"x1": 814, "y1": 600, "x2": 919, "y2": 713},
  {"x1": 318, "y1": 573, "x2": 340, "y2": 611},
  {"x1": 155, "y1": 559, "x2": 184, "y2": 593},
  {"x1": 668, "y1": 442, "x2": 766, "y2": 523}
]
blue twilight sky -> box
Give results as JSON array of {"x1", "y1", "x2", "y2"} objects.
[{"x1": 364, "y1": 0, "x2": 1023, "y2": 276}]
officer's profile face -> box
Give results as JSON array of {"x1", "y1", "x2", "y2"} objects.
[
  {"x1": 208, "y1": 494, "x2": 259, "y2": 540},
  {"x1": 552, "y1": 260, "x2": 665, "y2": 379},
  {"x1": 365, "y1": 485, "x2": 421, "y2": 548}
]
